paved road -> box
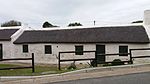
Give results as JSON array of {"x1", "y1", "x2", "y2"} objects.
[{"x1": 48, "y1": 72, "x2": 150, "y2": 84}]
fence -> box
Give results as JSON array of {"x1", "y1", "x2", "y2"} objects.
[
  {"x1": 58, "y1": 51, "x2": 131, "y2": 70},
  {"x1": 96, "y1": 53, "x2": 131, "y2": 64},
  {"x1": 130, "y1": 48, "x2": 150, "y2": 64},
  {"x1": 0, "y1": 53, "x2": 35, "y2": 73},
  {"x1": 58, "y1": 51, "x2": 96, "y2": 70}
]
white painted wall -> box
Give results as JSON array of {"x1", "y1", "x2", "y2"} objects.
[
  {"x1": 13, "y1": 44, "x2": 96, "y2": 64},
  {"x1": 0, "y1": 27, "x2": 25, "y2": 60},
  {"x1": 13, "y1": 43, "x2": 150, "y2": 64},
  {"x1": 144, "y1": 10, "x2": 150, "y2": 40},
  {"x1": 0, "y1": 41, "x2": 12, "y2": 59},
  {"x1": 105, "y1": 43, "x2": 150, "y2": 62}
]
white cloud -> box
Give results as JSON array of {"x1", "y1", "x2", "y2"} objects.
[{"x1": 0, "y1": 0, "x2": 150, "y2": 27}]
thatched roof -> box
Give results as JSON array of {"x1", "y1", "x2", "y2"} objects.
[
  {"x1": 0, "y1": 29, "x2": 18, "y2": 41},
  {"x1": 14, "y1": 26, "x2": 149, "y2": 44}
]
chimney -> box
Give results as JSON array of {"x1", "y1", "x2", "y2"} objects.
[{"x1": 144, "y1": 10, "x2": 150, "y2": 25}]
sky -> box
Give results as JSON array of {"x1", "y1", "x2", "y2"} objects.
[{"x1": 0, "y1": 0, "x2": 150, "y2": 28}]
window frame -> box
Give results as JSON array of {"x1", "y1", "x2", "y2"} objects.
[
  {"x1": 75, "y1": 45, "x2": 83, "y2": 55},
  {"x1": 119, "y1": 46, "x2": 128, "y2": 56},
  {"x1": 45, "y1": 45, "x2": 52, "y2": 54},
  {"x1": 23, "y1": 45, "x2": 28, "y2": 53}
]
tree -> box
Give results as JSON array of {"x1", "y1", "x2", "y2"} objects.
[
  {"x1": 68, "y1": 22, "x2": 83, "y2": 27},
  {"x1": 42, "y1": 21, "x2": 58, "y2": 28},
  {"x1": 1, "y1": 20, "x2": 21, "y2": 27},
  {"x1": 132, "y1": 20, "x2": 143, "y2": 24}
]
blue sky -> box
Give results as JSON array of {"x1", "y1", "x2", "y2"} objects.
[{"x1": 0, "y1": 0, "x2": 150, "y2": 28}]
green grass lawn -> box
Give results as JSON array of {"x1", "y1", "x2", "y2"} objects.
[{"x1": 0, "y1": 63, "x2": 70, "y2": 76}]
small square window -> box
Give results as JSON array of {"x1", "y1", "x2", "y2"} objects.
[
  {"x1": 119, "y1": 46, "x2": 128, "y2": 56},
  {"x1": 23, "y1": 45, "x2": 28, "y2": 53},
  {"x1": 45, "y1": 45, "x2": 52, "y2": 54},
  {"x1": 75, "y1": 46, "x2": 83, "y2": 55}
]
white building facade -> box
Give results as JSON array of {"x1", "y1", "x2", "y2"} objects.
[
  {"x1": 0, "y1": 27, "x2": 22, "y2": 60},
  {"x1": 12, "y1": 43, "x2": 150, "y2": 64},
  {"x1": 13, "y1": 25, "x2": 150, "y2": 64}
]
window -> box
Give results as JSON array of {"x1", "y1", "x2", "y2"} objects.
[
  {"x1": 75, "y1": 46, "x2": 83, "y2": 55},
  {"x1": 23, "y1": 45, "x2": 28, "y2": 53},
  {"x1": 119, "y1": 46, "x2": 128, "y2": 56},
  {"x1": 45, "y1": 45, "x2": 52, "y2": 54}
]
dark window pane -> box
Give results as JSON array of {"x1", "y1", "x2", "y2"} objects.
[
  {"x1": 23, "y1": 45, "x2": 28, "y2": 53},
  {"x1": 0, "y1": 44, "x2": 3, "y2": 60},
  {"x1": 119, "y1": 46, "x2": 128, "y2": 56},
  {"x1": 75, "y1": 46, "x2": 83, "y2": 55},
  {"x1": 45, "y1": 45, "x2": 52, "y2": 54}
]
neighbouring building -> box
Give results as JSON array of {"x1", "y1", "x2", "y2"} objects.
[{"x1": 0, "y1": 27, "x2": 20, "y2": 60}]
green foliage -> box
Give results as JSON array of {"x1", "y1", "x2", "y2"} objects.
[
  {"x1": 42, "y1": 21, "x2": 58, "y2": 28},
  {"x1": 0, "y1": 63, "x2": 68, "y2": 76},
  {"x1": 1, "y1": 20, "x2": 21, "y2": 27},
  {"x1": 112, "y1": 59, "x2": 124, "y2": 65},
  {"x1": 103, "y1": 59, "x2": 125, "y2": 66},
  {"x1": 67, "y1": 62, "x2": 77, "y2": 70},
  {"x1": 68, "y1": 22, "x2": 83, "y2": 27},
  {"x1": 91, "y1": 60, "x2": 97, "y2": 67}
]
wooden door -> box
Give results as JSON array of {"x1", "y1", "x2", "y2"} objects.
[{"x1": 96, "y1": 45, "x2": 105, "y2": 63}]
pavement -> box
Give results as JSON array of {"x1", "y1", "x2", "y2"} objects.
[
  {"x1": 1, "y1": 63, "x2": 150, "y2": 84},
  {"x1": 48, "y1": 71, "x2": 150, "y2": 84}
]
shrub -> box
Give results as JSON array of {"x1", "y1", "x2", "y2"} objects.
[
  {"x1": 67, "y1": 62, "x2": 77, "y2": 70},
  {"x1": 91, "y1": 60, "x2": 97, "y2": 67},
  {"x1": 112, "y1": 59, "x2": 124, "y2": 66}
]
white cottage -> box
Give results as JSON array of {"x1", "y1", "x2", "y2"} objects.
[
  {"x1": 0, "y1": 27, "x2": 21, "y2": 60},
  {"x1": 12, "y1": 25, "x2": 150, "y2": 64},
  {"x1": 1, "y1": 10, "x2": 149, "y2": 64}
]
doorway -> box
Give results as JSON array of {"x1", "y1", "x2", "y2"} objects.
[{"x1": 96, "y1": 45, "x2": 105, "y2": 63}]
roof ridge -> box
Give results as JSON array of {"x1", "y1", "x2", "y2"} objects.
[{"x1": 23, "y1": 25, "x2": 144, "y2": 32}]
